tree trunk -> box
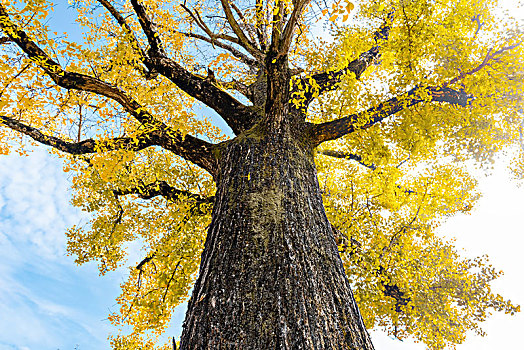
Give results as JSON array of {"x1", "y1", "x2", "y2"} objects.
[{"x1": 179, "y1": 123, "x2": 375, "y2": 349}]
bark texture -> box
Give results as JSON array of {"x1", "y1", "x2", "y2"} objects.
[{"x1": 180, "y1": 125, "x2": 374, "y2": 349}]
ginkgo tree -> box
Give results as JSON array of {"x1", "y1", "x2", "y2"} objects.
[{"x1": 0, "y1": 0, "x2": 522, "y2": 348}]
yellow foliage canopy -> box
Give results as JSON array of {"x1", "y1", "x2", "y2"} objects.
[{"x1": 0, "y1": 0, "x2": 523, "y2": 348}]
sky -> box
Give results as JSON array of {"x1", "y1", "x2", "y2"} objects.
[{"x1": 0, "y1": 1, "x2": 523, "y2": 350}]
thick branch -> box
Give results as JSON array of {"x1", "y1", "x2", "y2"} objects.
[
  {"x1": 301, "y1": 12, "x2": 394, "y2": 104},
  {"x1": 0, "y1": 114, "x2": 217, "y2": 176},
  {"x1": 269, "y1": 0, "x2": 285, "y2": 51},
  {"x1": 161, "y1": 130, "x2": 219, "y2": 178},
  {"x1": 147, "y1": 56, "x2": 257, "y2": 134},
  {"x1": 375, "y1": 264, "x2": 412, "y2": 313},
  {"x1": 278, "y1": 0, "x2": 309, "y2": 56},
  {"x1": 129, "y1": 0, "x2": 165, "y2": 56},
  {"x1": 308, "y1": 86, "x2": 471, "y2": 145},
  {"x1": 0, "y1": 114, "x2": 160, "y2": 154},
  {"x1": 254, "y1": 0, "x2": 267, "y2": 50}
]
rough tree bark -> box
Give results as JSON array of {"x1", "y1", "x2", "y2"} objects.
[
  {"x1": 180, "y1": 128, "x2": 374, "y2": 349},
  {"x1": 179, "y1": 56, "x2": 375, "y2": 349}
]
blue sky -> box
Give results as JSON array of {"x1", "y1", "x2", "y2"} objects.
[{"x1": 0, "y1": 1, "x2": 523, "y2": 349}]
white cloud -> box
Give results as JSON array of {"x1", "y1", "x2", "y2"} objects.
[{"x1": 0, "y1": 149, "x2": 76, "y2": 260}]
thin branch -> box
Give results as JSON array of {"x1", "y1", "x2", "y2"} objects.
[
  {"x1": 136, "y1": 253, "x2": 156, "y2": 270},
  {"x1": 471, "y1": 14, "x2": 484, "y2": 38},
  {"x1": 162, "y1": 260, "x2": 182, "y2": 303},
  {"x1": 319, "y1": 149, "x2": 416, "y2": 196},
  {"x1": 96, "y1": 0, "x2": 157, "y2": 78},
  {"x1": 219, "y1": 0, "x2": 262, "y2": 59},
  {"x1": 230, "y1": 2, "x2": 258, "y2": 45},
  {"x1": 0, "y1": 36, "x2": 12, "y2": 44},
  {"x1": 109, "y1": 201, "x2": 125, "y2": 237},
  {"x1": 182, "y1": 1, "x2": 262, "y2": 61},
  {"x1": 519, "y1": 118, "x2": 524, "y2": 152},
  {"x1": 318, "y1": 149, "x2": 376, "y2": 170},
  {"x1": 113, "y1": 180, "x2": 211, "y2": 201},
  {"x1": 113, "y1": 180, "x2": 214, "y2": 214},
  {"x1": 308, "y1": 86, "x2": 472, "y2": 145},
  {"x1": 0, "y1": 63, "x2": 30, "y2": 99},
  {"x1": 382, "y1": 197, "x2": 425, "y2": 258},
  {"x1": 445, "y1": 41, "x2": 523, "y2": 87},
  {"x1": 179, "y1": 4, "x2": 241, "y2": 45},
  {"x1": 330, "y1": 222, "x2": 361, "y2": 254},
  {"x1": 181, "y1": 4, "x2": 213, "y2": 36},
  {"x1": 178, "y1": 31, "x2": 257, "y2": 67},
  {"x1": 96, "y1": 0, "x2": 147, "y2": 59}
]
